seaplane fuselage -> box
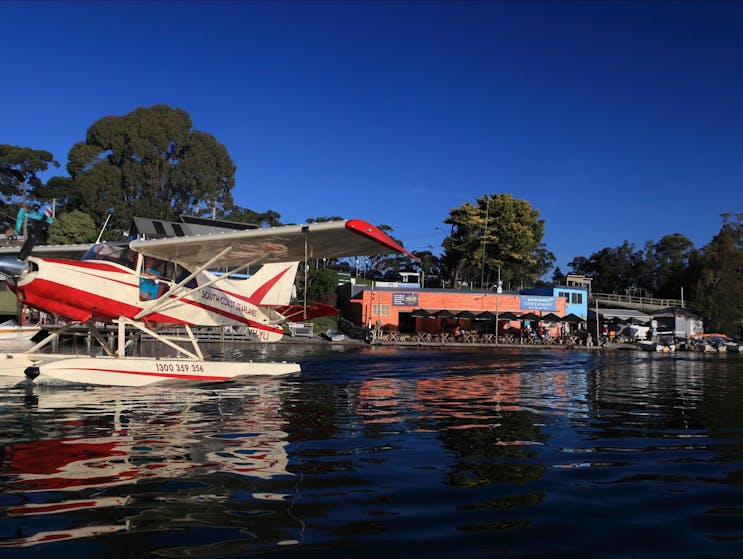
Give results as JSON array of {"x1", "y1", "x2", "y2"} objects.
[{"x1": 9, "y1": 248, "x2": 293, "y2": 342}]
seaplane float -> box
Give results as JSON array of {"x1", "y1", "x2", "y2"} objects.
[{"x1": 0, "y1": 217, "x2": 414, "y2": 387}]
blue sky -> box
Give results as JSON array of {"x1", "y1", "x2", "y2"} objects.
[{"x1": 2, "y1": 1, "x2": 741, "y2": 271}]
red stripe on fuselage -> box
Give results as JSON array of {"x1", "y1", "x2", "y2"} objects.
[{"x1": 53, "y1": 366, "x2": 230, "y2": 382}]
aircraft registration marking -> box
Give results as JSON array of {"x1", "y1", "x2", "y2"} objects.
[{"x1": 154, "y1": 362, "x2": 205, "y2": 373}]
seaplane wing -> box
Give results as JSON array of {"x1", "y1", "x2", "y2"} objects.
[{"x1": 129, "y1": 219, "x2": 416, "y2": 268}]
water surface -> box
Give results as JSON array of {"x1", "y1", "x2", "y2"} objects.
[{"x1": 1, "y1": 346, "x2": 742, "y2": 558}]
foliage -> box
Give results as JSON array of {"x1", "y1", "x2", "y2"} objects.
[
  {"x1": 441, "y1": 193, "x2": 551, "y2": 288},
  {"x1": 220, "y1": 204, "x2": 283, "y2": 227},
  {"x1": 692, "y1": 214, "x2": 743, "y2": 336},
  {"x1": 34, "y1": 176, "x2": 81, "y2": 214},
  {"x1": 568, "y1": 241, "x2": 646, "y2": 293},
  {"x1": 297, "y1": 267, "x2": 339, "y2": 306},
  {"x1": 0, "y1": 145, "x2": 59, "y2": 229},
  {"x1": 66, "y1": 105, "x2": 236, "y2": 235},
  {"x1": 568, "y1": 234, "x2": 699, "y2": 298},
  {"x1": 47, "y1": 210, "x2": 99, "y2": 244}
]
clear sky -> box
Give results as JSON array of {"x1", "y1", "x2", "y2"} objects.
[{"x1": 2, "y1": 1, "x2": 741, "y2": 271}]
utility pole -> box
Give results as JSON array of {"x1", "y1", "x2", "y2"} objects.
[{"x1": 480, "y1": 198, "x2": 489, "y2": 289}]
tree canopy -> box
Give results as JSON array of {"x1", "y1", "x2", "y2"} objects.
[
  {"x1": 0, "y1": 145, "x2": 58, "y2": 229},
  {"x1": 67, "y1": 104, "x2": 236, "y2": 235},
  {"x1": 692, "y1": 214, "x2": 743, "y2": 335},
  {"x1": 441, "y1": 193, "x2": 552, "y2": 289}
]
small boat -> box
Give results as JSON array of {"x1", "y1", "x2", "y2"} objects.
[
  {"x1": 322, "y1": 328, "x2": 346, "y2": 342},
  {"x1": 689, "y1": 333, "x2": 742, "y2": 353},
  {"x1": 638, "y1": 333, "x2": 675, "y2": 352},
  {"x1": 0, "y1": 320, "x2": 42, "y2": 341}
]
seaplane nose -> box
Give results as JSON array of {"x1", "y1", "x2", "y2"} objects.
[{"x1": 0, "y1": 256, "x2": 28, "y2": 279}]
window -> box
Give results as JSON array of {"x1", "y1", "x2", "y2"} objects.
[
  {"x1": 372, "y1": 304, "x2": 390, "y2": 317},
  {"x1": 571, "y1": 293, "x2": 583, "y2": 304}
]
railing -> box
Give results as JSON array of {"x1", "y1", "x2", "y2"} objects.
[{"x1": 590, "y1": 292, "x2": 687, "y2": 309}]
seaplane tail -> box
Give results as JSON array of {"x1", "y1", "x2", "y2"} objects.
[{"x1": 240, "y1": 261, "x2": 300, "y2": 306}]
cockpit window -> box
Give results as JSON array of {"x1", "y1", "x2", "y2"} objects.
[{"x1": 82, "y1": 243, "x2": 137, "y2": 270}]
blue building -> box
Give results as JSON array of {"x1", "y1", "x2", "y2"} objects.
[{"x1": 521, "y1": 283, "x2": 589, "y2": 319}]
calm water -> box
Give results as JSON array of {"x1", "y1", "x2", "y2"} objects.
[{"x1": 1, "y1": 346, "x2": 743, "y2": 558}]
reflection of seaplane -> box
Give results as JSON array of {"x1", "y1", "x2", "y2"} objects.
[
  {"x1": 0, "y1": 218, "x2": 413, "y2": 386},
  {"x1": 0, "y1": 384, "x2": 293, "y2": 548}
]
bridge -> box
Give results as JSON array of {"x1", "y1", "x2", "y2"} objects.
[{"x1": 590, "y1": 292, "x2": 689, "y2": 313}]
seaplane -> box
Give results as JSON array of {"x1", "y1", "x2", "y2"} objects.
[{"x1": 0, "y1": 215, "x2": 414, "y2": 387}]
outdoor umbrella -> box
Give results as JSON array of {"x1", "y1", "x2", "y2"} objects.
[
  {"x1": 520, "y1": 312, "x2": 540, "y2": 322},
  {"x1": 498, "y1": 311, "x2": 519, "y2": 321},
  {"x1": 541, "y1": 312, "x2": 561, "y2": 322},
  {"x1": 456, "y1": 310, "x2": 476, "y2": 320},
  {"x1": 475, "y1": 311, "x2": 496, "y2": 321},
  {"x1": 434, "y1": 309, "x2": 455, "y2": 319},
  {"x1": 410, "y1": 309, "x2": 431, "y2": 319},
  {"x1": 561, "y1": 313, "x2": 585, "y2": 323}
]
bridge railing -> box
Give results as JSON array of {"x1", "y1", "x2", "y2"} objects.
[{"x1": 590, "y1": 292, "x2": 686, "y2": 309}]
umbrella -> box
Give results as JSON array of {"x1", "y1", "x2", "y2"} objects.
[
  {"x1": 541, "y1": 312, "x2": 561, "y2": 322},
  {"x1": 456, "y1": 310, "x2": 476, "y2": 320},
  {"x1": 475, "y1": 310, "x2": 496, "y2": 321},
  {"x1": 410, "y1": 308, "x2": 431, "y2": 319},
  {"x1": 520, "y1": 312, "x2": 540, "y2": 322},
  {"x1": 497, "y1": 311, "x2": 519, "y2": 321},
  {"x1": 561, "y1": 313, "x2": 585, "y2": 323},
  {"x1": 434, "y1": 309, "x2": 455, "y2": 319}
]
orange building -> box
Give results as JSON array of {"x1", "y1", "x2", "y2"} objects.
[{"x1": 338, "y1": 285, "x2": 568, "y2": 337}]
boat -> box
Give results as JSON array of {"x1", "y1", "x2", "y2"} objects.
[
  {"x1": 689, "y1": 333, "x2": 742, "y2": 353},
  {"x1": 322, "y1": 328, "x2": 346, "y2": 342},
  {"x1": 0, "y1": 320, "x2": 42, "y2": 342},
  {"x1": 638, "y1": 332, "x2": 675, "y2": 352}
]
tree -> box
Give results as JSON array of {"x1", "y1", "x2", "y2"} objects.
[
  {"x1": 568, "y1": 241, "x2": 645, "y2": 294},
  {"x1": 693, "y1": 214, "x2": 743, "y2": 336},
  {"x1": 411, "y1": 249, "x2": 443, "y2": 286},
  {"x1": 221, "y1": 204, "x2": 283, "y2": 227},
  {"x1": 67, "y1": 105, "x2": 236, "y2": 235},
  {"x1": 297, "y1": 267, "x2": 339, "y2": 306},
  {"x1": 0, "y1": 145, "x2": 59, "y2": 230},
  {"x1": 47, "y1": 210, "x2": 99, "y2": 245},
  {"x1": 642, "y1": 233, "x2": 698, "y2": 299},
  {"x1": 441, "y1": 193, "x2": 549, "y2": 289}
]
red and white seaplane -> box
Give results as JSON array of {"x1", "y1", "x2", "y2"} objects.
[{"x1": 0, "y1": 218, "x2": 413, "y2": 387}]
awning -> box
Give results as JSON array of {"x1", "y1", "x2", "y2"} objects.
[
  {"x1": 561, "y1": 313, "x2": 585, "y2": 323},
  {"x1": 520, "y1": 312, "x2": 540, "y2": 321}
]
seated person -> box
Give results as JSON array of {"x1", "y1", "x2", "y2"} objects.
[{"x1": 140, "y1": 257, "x2": 162, "y2": 300}]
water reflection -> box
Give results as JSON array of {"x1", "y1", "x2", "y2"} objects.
[
  {"x1": 1, "y1": 349, "x2": 742, "y2": 558},
  {"x1": 0, "y1": 381, "x2": 296, "y2": 549}
]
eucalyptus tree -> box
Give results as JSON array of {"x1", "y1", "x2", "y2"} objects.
[
  {"x1": 642, "y1": 233, "x2": 698, "y2": 299},
  {"x1": 693, "y1": 214, "x2": 743, "y2": 336},
  {"x1": 67, "y1": 105, "x2": 236, "y2": 236},
  {"x1": 0, "y1": 145, "x2": 59, "y2": 229},
  {"x1": 441, "y1": 193, "x2": 550, "y2": 289}
]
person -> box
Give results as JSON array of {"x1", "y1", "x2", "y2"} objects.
[
  {"x1": 139, "y1": 257, "x2": 162, "y2": 300},
  {"x1": 17, "y1": 204, "x2": 54, "y2": 260}
]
